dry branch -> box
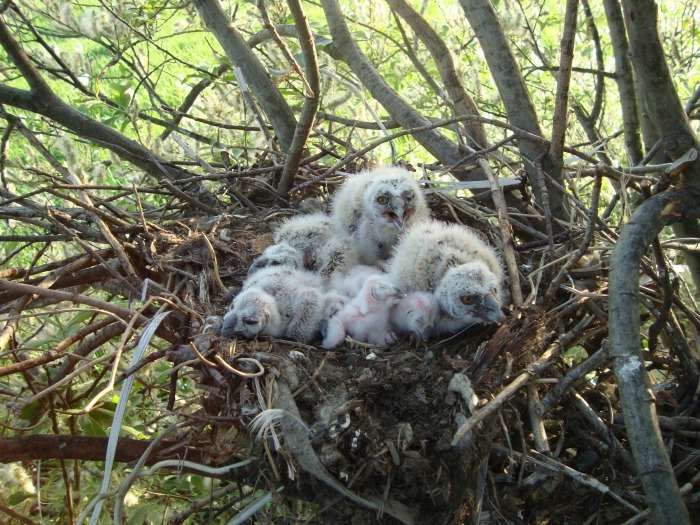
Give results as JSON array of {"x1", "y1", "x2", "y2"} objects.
[{"x1": 609, "y1": 188, "x2": 698, "y2": 524}]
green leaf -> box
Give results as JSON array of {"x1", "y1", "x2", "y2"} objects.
[
  {"x1": 19, "y1": 402, "x2": 42, "y2": 421},
  {"x1": 82, "y1": 415, "x2": 108, "y2": 437},
  {"x1": 8, "y1": 490, "x2": 34, "y2": 505}
]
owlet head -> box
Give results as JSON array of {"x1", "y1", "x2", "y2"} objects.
[
  {"x1": 248, "y1": 243, "x2": 304, "y2": 276},
  {"x1": 369, "y1": 180, "x2": 421, "y2": 230},
  {"x1": 436, "y1": 262, "x2": 505, "y2": 326},
  {"x1": 221, "y1": 288, "x2": 277, "y2": 338}
]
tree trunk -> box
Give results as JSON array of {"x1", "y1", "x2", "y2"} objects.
[
  {"x1": 193, "y1": 0, "x2": 298, "y2": 151},
  {"x1": 601, "y1": 0, "x2": 644, "y2": 165},
  {"x1": 457, "y1": 0, "x2": 570, "y2": 225},
  {"x1": 320, "y1": 0, "x2": 463, "y2": 167},
  {"x1": 620, "y1": 0, "x2": 700, "y2": 290}
]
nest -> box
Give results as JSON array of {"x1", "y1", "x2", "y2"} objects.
[{"x1": 0, "y1": 164, "x2": 698, "y2": 525}]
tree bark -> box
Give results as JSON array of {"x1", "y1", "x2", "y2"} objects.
[
  {"x1": 193, "y1": 0, "x2": 298, "y2": 151},
  {"x1": 620, "y1": 0, "x2": 700, "y2": 170},
  {"x1": 457, "y1": 0, "x2": 570, "y2": 224},
  {"x1": 548, "y1": 0, "x2": 579, "y2": 186},
  {"x1": 601, "y1": 0, "x2": 644, "y2": 165},
  {"x1": 277, "y1": 0, "x2": 320, "y2": 198},
  {"x1": 320, "y1": 0, "x2": 463, "y2": 167},
  {"x1": 0, "y1": 434, "x2": 252, "y2": 479},
  {"x1": 609, "y1": 188, "x2": 698, "y2": 525},
  {"x1": 620, "y1": 0, "x2": 700, "y2": 290},
  {"x1": 385, "y1": 0, "x2": 488, "y2": 150}
]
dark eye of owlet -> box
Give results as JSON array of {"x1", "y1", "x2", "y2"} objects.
[{"x1": 244, "y1": 319, "x2": 258, "y2": 326}]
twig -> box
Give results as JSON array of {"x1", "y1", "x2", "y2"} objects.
[
  {"x1": 277, "y1": 0, "x2": 321, "y2": 198},
  {"x1": 527, "y1": 384, "x2": 550, "y2": 454},
  {"x1": 452, "y1": 316, "x2": 592, "y2": 445},
  {"x1": 492, "y1": 444, "x2": 640, "y2": 513},
  {"x1": 481, "y1": 155, "x2": 523, "y2": 305},
  {"x1": 544, "y1": 172, "x2": 602, "y2": 302},
  {"x1": 537, "y1": 341, "x2": 610, "y2": 416}
]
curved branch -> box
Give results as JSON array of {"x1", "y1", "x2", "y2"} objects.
[
  {"x1": 192, "y1": 0, "x2": 297, "y2": 151},
  {"x1": 385, "y1": 0, "x2": 488, "y2": 149},
  {"x1": 319, "y1": 0, "x2": 462, "y2": 167},
  {"x1": 277, "y1": 0, "x2": 320, "y2": 198},
  {"x1": 0, "y1": 18, "x2": 215, "y2": 205},
  {"x1": 608, "y1": 188, "x2": 699, "y2": 525},
  {"x1": 620, "y1": 0, "x2": 700, "y2": 292}
]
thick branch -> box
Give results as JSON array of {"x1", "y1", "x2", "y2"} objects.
[
  {"x1": 620, "y1": 0, "x2": 700, "y2": 180},
  {"x1": 193, "y1": 0, "x2": 297, "y2": 151},
  {"x1": 385, "y1": 0, "x2": 487, "y2": 149},
  {"x1": 277, "y1": 0, "x2": 320, "y2": 198},
  {"x1": 0, "y1": 20, "x2": 214, "y2": 204},
  {"x1": 320, "y1": 0, "x2": 462, "y2": 167},
  {"x1": 0, "y1": 435, "x2": 215, "y2": 472},
  {"x1": 620, "y1": 0, "x2": 700, "y2": 291},
  {"x1": 457, "y1": 0, "x2": 570, "y2": 223},
  {"x1": 549, "y1": 0, "x2": 579, "y2": 186},
  {"x1": 608, "y1": 188, "x2": 698, "y2": 525}
]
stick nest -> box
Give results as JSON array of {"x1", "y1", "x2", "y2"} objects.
[{"x1": 1, "y1": 164, "x2": 698, "y2": 525}]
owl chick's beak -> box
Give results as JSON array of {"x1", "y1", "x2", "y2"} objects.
[
  {"x1": 221, "y1": 313, "x2": 238, "y2": 337},
  {"x1": 415, "y1": 326, "x2": 432, "y2": 343},
  {"x1": 481, "y1": 295, "x2": 506, "y2": 324},
  {"x1": 387, "y1": 197, "x2": 413, "y2": 230}
]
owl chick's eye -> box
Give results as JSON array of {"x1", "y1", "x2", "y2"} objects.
[
  {"x1": 377, "y1": 195, "x2": 389, "y2": 205},
  {"x1": 243, "y1": 318, "x2": 259, "y2": 326},
  {"x1": 460, "y1": 295, "x2": 476, "y2": 305}
]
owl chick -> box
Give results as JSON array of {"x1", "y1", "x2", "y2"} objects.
[
  {"x1": 247, "y1": 242, "x2": 304, "y2": 276},
  {"x1": 221, "y1": 287, "x2": 283, "y2": 338},
  {"x1": 314, "y1": 233, "x2": 361, "y2": 278},
  {"x1": 390, "y1": 291, "x2": 440, "y2": 344},
  {"x1": 433, "y1": 261, "x2": 505, "y2": 335},
  {"x1": 330, "y1": 166, "x2": 430, "y2": 265},
  {"x1": 273, "y1": 212, "x2": 335, "y2": 270},
  {"x1": 386, "y1": 219, "x2": 505, "y2": 335},
  {"x1": 321, "y1": 275, "x2": 405, "y2": 349},
  {"x1": 229, "y1": 266, "x2": 332, "y2": 343},
  {"x1": 328, "y1": 264, "x2": 385, "y2": 298}
]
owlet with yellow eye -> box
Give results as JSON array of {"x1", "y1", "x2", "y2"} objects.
[
  {"x1": 386, "y1": 219, "x2": 506, "y2": 337},
  {"x1": 328, "y1": 166, "x2": 430, "y2": 267}
]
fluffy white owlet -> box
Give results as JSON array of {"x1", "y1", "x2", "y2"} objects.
[
  {"x1": 329, "y1": 166, "x2": 430, "y2": 265},
  {"x1": 328, "y1": 264, "x2": 386, "y2": 298},
  {"x1": 247, "y1": 242, "x2": 304, "y2": 276},
  {"x1": 433, "y1": 261, "x2": 505, "y2": 335},
  {"x1": 248, "y1": 212, "x2": 334, "y2": 275},
  {"x1": 321, "y1": 275, "x2": 405, "y2": 349},
  {"x1": 224, "y1": 266, "x2": 333, "y2": 343},
  {"x1": 390, "y1": 291, "x2": 440, "y2": 344},
  {"x1": 273, "y1": 212, "x2": 335, "y2": 270},
  {"x1": 386, "y1": 219, "x2": 505, "y2": 335},
  {"x1": 221, "y1": 287, "x2": 283, "y2": 338}
]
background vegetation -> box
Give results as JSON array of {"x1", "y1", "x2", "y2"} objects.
[{"x1": 0, "y1": 0, "x2": 698, "y2": 523}]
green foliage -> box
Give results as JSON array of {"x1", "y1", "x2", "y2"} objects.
[{"x1": 0, "y1": 0, "x2": 698, "y2": 522}]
